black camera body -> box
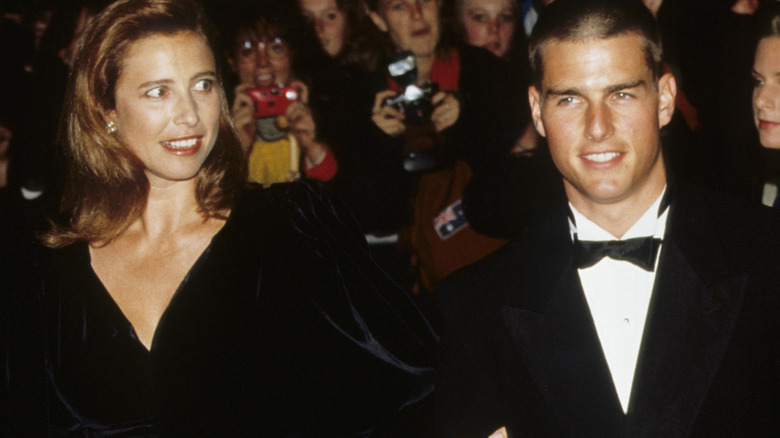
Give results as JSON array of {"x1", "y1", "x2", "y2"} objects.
[{"x1": 384, "y1": 51, "x2": 439, "y2": 125}]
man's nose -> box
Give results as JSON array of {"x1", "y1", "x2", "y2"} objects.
[{"x1": 585, "y1": 102, "x2": 613, "y2": 142}]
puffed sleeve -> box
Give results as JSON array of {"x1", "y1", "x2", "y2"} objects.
[{"x1": 260, "y1": 180, "x2": 438, "y2": 436}]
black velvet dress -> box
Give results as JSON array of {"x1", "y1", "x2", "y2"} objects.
[{"x1": 1, "y1": 180, "x2": 437, "y2": 437}]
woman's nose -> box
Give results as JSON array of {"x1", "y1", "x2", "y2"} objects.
[{"x1": 174, "y1": 93, "x2": 200, "y2": 127}]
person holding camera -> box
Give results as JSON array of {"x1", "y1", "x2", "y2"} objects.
[
  {"x1": 2, "y1": 0, "x2": 438, "y2": 434},
  {"x1": 226, "y1": 2, "x2": 337, "y2": 187},
  {"x1": 361, "y1": 0, "x2": 524, "y2": 296}
]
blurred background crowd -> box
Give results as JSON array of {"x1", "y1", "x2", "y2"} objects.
[{"x1": 0, "y1": 0, "x2": 774, "y2": 325}]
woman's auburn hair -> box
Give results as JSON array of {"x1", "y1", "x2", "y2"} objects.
[{"x1": 42, "y1": 0, "x2": 247, "y2": 248}]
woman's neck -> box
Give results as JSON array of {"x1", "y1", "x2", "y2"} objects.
[
  {"x1": 415, "y1": 53, "x2": 435, "y2": 85},
  {"x1": 134, "y1": 179, "x2": 205, "y2": 240}
]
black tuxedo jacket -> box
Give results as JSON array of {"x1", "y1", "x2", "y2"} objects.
[{"x1": 435, "y1": 184, "x2": 780, "y2": 437}]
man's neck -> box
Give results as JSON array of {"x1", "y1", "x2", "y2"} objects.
[{"x1": 567, "y1": 184, "x2": 667, "y2": 239}]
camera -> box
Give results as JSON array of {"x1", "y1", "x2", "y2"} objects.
[
  {"x1": 384, "y1": 51, "x2": 438, "y2": 125},
  {"x1": 247, "y1": 85, "x2": 299, "y2": 118}
]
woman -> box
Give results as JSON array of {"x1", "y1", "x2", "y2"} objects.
[
  {"x1": 753, "y1": 3, "x2": 780, "y2": 150},
  {"x1": 227, "y1": 2, "x2": 338, "y2": 187},
  {"x1": 752, "y1": 1, "x2": 780, "y2": 208},
  {"x1": 297, "y1": 0, "x2": 384, "y2": 70},
  {"x1": 298, "y1": 0, "x2": 349, "y2": 58},
  {"x1": 2, "y1": 0, "x2": 436, "y2": 435},
  {"x1": 227, "y1": 2, "x2": 397, "y2": 240},
  {"x1": 456, "y1": 0, "x2": 536, "y2": 154},
  {"x1": 457, "y1": 0, "x2": 518, "y2": 59},
  {"x1": 361, "y1": 0, "x2": 525, "y2": 294}
]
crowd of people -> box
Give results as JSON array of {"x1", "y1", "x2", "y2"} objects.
[
  {"x1": 2, "y1": 0, "x2": 780, "y2": 436},
  {"x1": 2, "y1": 0, "x2": 774, "y2": 299}
]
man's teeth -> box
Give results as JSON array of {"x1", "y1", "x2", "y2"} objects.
[
  {"x1": 162, "y1": 138, "x2": 198, "y2": 149},
  {"x1": 584, "y1": 152, "x2": 620, "y2": 162}
]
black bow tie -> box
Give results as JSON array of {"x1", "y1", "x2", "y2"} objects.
[{"x1": 572, "y1": 236, "x2": 662, "y2": 272}]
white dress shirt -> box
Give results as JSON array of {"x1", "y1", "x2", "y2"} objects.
[{"x1": 568, "y1": 189, "x2": 668, "y2": 413}]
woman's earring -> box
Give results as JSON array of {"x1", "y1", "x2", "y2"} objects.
[{"x1": 106, "y1": 121, "x2": 117, "y2": 134}]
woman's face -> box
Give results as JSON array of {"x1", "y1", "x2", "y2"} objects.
[
  {"x1": 232, "y1": 30, "x2": 291, "y2": 88},
  {"x1": 753, "y1": 36, "x2": 780, "y2": 149},
  {"x1": 459, "y1": 0, "x2": 515, "y2": 58},
  {"x1": 299, "y1": 0, "x2": 347, "y2": 57},
  {"x1": 369, "y1": 0, "x2": 441, "y2": 58},
  {"x1": 107, "y1": 31, "x2": 221, "y2": 186}
]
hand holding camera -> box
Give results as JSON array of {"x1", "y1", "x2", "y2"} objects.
[
  {"x1": 371, "y1": 51, "x2": 460, "y2": 137},
  {"x1": 247, "y1": 84, "x2": 300, "y2": 118}
]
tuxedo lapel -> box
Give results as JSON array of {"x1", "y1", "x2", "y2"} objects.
[
  {"x1": 627, "y1": 189, "x2": 750, "y2": 437},
  {"x1": 499, "y1": 210, "x2": 626, "y2": 436}
]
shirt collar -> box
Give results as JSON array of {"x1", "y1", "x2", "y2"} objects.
[{"x1": 569, "y1": 186, "x2": 669, "y2": 242}]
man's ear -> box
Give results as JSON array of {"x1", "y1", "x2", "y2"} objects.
[
  {"x1": 368, "y1": 10, "x2": 388, "y2": 33},
  {"x1": 657, "y1": 72, "x2": 676, "y2": 129},
  {"x1": 528, "y1": 85, "x2": 546, "y2": 137}
]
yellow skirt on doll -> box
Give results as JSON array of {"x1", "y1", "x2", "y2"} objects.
[{"x1": 247, "y1": 135, "x2": 300, "y2": 187}]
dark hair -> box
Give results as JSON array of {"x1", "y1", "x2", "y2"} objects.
[
  {"x1": 43, "y1": 0, "x2": 247, "y2": 248},
  {"x1": 756, "y1": 2, "x2": 780, "y2": 42},
  {"x1": 454, "y1": 0, "x2": 529, "y2": 64},
  {"x1": 222, "y1": 0, "x2": 324, "y2": 87},
  {"x1": 359, "y1": 0, "x2": 458, "y2": 71},
  {"x1": 528, "y1": 0, "x2": 663, "y2": 85},
  {"x1": 322, "y1": 0, "x2": 383, "y2": 71}
]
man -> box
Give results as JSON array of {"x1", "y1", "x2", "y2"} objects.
[{"x1": 435, "y1": 1, "x2": 780, "y2": 436}]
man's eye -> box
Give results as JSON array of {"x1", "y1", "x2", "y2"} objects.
[
  {"x1": 146, "y1": 87, "x2": 167, "y2": 98},
  {"x1": 753, "y1": 76, "x2": 765, "y2": 88},
  {"x1": 614, "y1": 92, "x2": 633, "y2": 100},
  {"x1": 557, "y1": 96, "x2": 576, "y2": 106},
  {"x1": 470, "y1": 13, "x2": 487, "y2": 22}
]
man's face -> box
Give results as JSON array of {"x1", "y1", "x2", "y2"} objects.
[{"x1": 528, "y1": 34, "x2": 675, "y2": 213}]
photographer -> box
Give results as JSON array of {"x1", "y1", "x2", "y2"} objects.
[
  {"x1": 226, "y1": 2, "x2": 337, "y2": 187},
  {"x1": 361, "y1": 0, "x2": 523, "y2": 295}
]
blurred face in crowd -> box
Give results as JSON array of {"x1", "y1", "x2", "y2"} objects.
[
  {"x1": 458, "y1": 0, "x2": 515, "y2": 58},
  {"x1": 60, "y1": 7, "x2": 97, "y2": 66},
  {"x1": 368, "y1": 0, "x2": 442, "y2": 58},
  {"x1": 232, "y1": 26, "x2": 292, "y2": 88},
  {"x1": 753, "y1": 36, "x2": 780, "y2": 149},
  {"x1": 528, "y1": 34, "x2": 674, "y2": 214},
  {"x1": 107, "y1": 31, "x2": 220, "y2": 186},
  {"x1": 299, "y1": 0, "x2": 347, "y2": 57}
]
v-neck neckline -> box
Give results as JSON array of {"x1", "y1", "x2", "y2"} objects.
[{"x1": 80, "y1": 219, "x2": 230, "y2": 354}]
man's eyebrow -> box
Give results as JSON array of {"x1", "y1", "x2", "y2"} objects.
[
  {"x1": 605, "y1": 79, "x2": 646, "y2": 94},
  {"x1": 544, "y1": 87, "x2": 583, "y2": 98}
]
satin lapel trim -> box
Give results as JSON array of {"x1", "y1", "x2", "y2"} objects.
[
  {"x1": 501, "y1": 268, "x2": 626, "y2": 435},
  {"x1": 627, "y1": 239, "x2": 748, "y2": 436}
]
